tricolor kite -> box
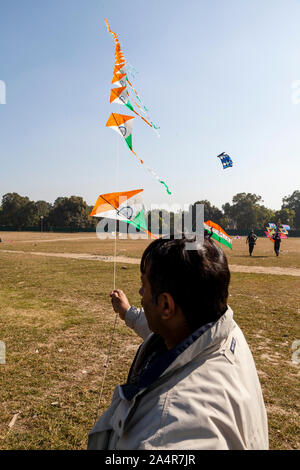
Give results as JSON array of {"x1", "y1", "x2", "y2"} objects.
[
  {"x1": 110, "y1": 87, "x2": 134, "y2": 111},
  {"x1": 110, "y1": 87, "x2": 159, "y2": 131},
  {"x1": 90, "y1": 189, "x2": 155, "y2": 238},
  {"x1": 106, "y1": 113, "x2": 136, "y2": 155},
  {"x1": 106, "y1": 113, "x2": 171, "y2": 195},
  {"x1": 113, "y1": 64, "x2": 127, "y2": 76},
  {"x1": 112, "y1": 73, "x2": 127, "y2": 88},
  {"x1": 204, "y1": 220, "x2": 232, "y2": 250}
]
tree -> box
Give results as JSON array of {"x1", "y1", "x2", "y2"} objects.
[
  {"x1": 256, "y1": 205, "x2": 276, "y2": 230},
  {"x1": 222, "y1": 193, "x2": 264, "y2": 230},
  {"x1": 48, "y1": 196, "x2": 92, "y2": 230},
  {"x1": 274, "y1": 208, "x2": 295, "y2": 228},
  {"x1": 219, "y1": 215, "x2": 231, "y2": 230},
  {"x1": 35, "y1": 200, "x2": 52, "y2": 218},
  {"x1": 0, "y1": 193, "x2": 37, "y2": 229},
  {"x1": 191, "y1": 200, "x2": 223, "y2": 225},
  {"x1": 282, "y1": 190, "x2": 300, "y2": 228}
]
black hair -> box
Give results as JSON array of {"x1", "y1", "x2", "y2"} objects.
[{"x1": 140, "y1": 235, "x2": 230, "y2": 332}]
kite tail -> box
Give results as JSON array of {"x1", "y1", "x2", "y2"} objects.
[
  {"x1": 126, "y1": 62, "x2": 139, "y2": 79},
  {"x1": 128, "y1": 150, "x2": 171, "y2": 195},
  {"x1": 131, "y1": 149, "x2": 144, "y2": 164},
  {"x1": 126, "y1": 79, "x2": 160, "y2": 133},
  {"x1": 104, "y1": 18, "x2": 112, "y2": 33},
  {"x1": 145, "y1": 165, "x2": 172, "y2": 195},
  {"x1": 130, "y1": 104, "x2": 160, "y2": 136},
  {"x1": 130, "y1": 95, "x2": 148, "y2": 115},
  {"x1": 127, "y1": 79, "x2": 153, "y2": 114},
  {"x1": 132, "y1": 108, "x2": 160, "y2": 134},
  {"x1": 147, "y1": 229, "x2": 158, "y2": 239},
  {"x1": 158, "y1": 180, "x2": 172, "y2": 195}
]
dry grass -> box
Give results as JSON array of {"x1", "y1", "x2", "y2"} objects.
[
  {"x1": 1, "y1": 231, "x2": 300, "y2": 268},
  {"x1": 227, "y1": 236, "x2": 300, "y2": 268},
  {"x1": 0, "y1": 232, "x2": 299, "y2": 449},
  {"x1": 0, "y1": 231, "x2": 150, "y2": 259}
]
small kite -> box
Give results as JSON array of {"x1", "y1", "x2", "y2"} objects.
[
  {"x1": 110, "y1": 87, "x2": 158, "y2": 131},
  {"x1": 106, "y1": 112, "x2": 136, "y2": 156},
  {"x1": 110, "y1": 87, "x2": 135, "y2": 112},
  {"x1": 204, "y1": 220, "x2": 232, "y2": 250},
  {"x1": 217, "y1": 152, "x2": 233, "y2": 169},
  {"x1": 265, "y1": 222, "x2": 290, "y2": 242},
  {"x1": 111, "y1": 73, "x2": 127, "y2": 88},
  {"x1": 264, "y1": 230, "x2": 286, "y2": 242},
  {"x1": 113, "y1": 64, "x2": 126, "y2": 76},
  {"x1": 90, "y1": 189, "x2": 155, "y2": 238},
  {"x1": 106, "y1": 113, "x2": 171, "y2": 195}
]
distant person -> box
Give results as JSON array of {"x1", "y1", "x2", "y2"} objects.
[
  {"x1": 204, "y1": 227, "x2": 213, "y2": 240},
  {"x1": 88, "y1": 236, "x2": 268, "y2": 450},
  {"x1": 246, "y1": 230, "x2": 257, "y2": 256},
  {"x1": 273, "y1": 232, "x2": 281, "y2": 256}
]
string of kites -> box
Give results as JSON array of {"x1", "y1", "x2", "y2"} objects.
[
  {"x1": 89, "y1": 19, "x2": 234, "y2": 240},
  {"x1": 104, "y1": 18, "x2": 171, "y2": 196},
  {"x1": 104, "y1": 18, "x2": 234, "y2": 191}
]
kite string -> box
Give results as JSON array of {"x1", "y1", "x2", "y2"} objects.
[
  {"x1": 94, "y1": 136, "x2": 120, "y2": 424},
  {"x1": 113, "y1": 136, "x2": 120, "y2": 289}
]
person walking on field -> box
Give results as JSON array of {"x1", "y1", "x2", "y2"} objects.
[
  {"x1": 273, "y1": 232, "x2": 281, "y2": 256},
  {"x1": 88, "y1": 235, "x2": 268, "y2": 450},
  {"x1": 246, "y1": 230, "x2": 257, "y2": 256}
]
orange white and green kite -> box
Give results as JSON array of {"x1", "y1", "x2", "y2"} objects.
[
  {"x1": 106, "y1": 112, "x2": 137, "y2": 155},
  {"x1": 111, "y1": 73, "x2": 127, "y2": 88},
  {"x1": 106, "y1": 113, "x2": 171, "y2": 195},
  {"x1": 204, "y1": 220, "x2": 232, "y2": 250},
  {"x1": 110, "y1": 87, "x2": 158, "y2": 131},
  {"x1": 90, "y1": 188, "x2": 155, "y2": 238}
]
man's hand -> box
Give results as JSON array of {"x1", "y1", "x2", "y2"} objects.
[{"x1": 110, "y1": 289, "x2": 130, "y2": 320}]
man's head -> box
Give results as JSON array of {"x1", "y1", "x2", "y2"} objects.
[{"x1": 140, "y1": 236, "x2": 230, "y2": 339}]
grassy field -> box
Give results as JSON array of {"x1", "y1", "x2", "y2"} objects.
[
  {"x1": 1, "y1": 231, "x2": 300, "y2": 268},
  {"x1": 0, "y1": 232, "x2": 299, "y2": 450}
]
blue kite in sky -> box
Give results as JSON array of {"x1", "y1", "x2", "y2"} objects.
[{"x1": 217, "y1": 152, "x2": 233, "y2": 169}]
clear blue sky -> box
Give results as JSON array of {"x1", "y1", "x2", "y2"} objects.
[{"x1": 1, "y1": 0, "x2": 300, "y2": 211}]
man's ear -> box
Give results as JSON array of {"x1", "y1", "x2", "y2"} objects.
[{"x1": 157, "y1": 293, "x2": 176, "y2": 320}]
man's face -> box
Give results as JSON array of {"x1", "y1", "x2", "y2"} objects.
[{"x1": 139, "y1": 267, "x2": 161, "y2": 334}]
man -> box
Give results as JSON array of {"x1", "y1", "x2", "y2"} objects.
[
  {"x1": 273, "y1": 232, "x2": 281, "y2": 256},
  {"x1": 88, "y1": 236, "x2": 268, "y2": 450},
  {"x1": 204, "y1": 228, "x2": 213, "y2": 240},
  {"x1": 246, "y1": 230, "x2": 257, "y2": 256}
]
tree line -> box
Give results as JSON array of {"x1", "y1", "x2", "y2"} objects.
[{"x1": 0, "y1": 190, "x2": 299, "y2": 231}]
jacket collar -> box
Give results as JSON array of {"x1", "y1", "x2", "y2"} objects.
[{"x1": 121, "y1": 306, "x2": 234, "y2": 401}]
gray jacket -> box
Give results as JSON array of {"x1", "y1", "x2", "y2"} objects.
[{"x1": 88, "y1": 306, "x2": 268, "y2": 450}]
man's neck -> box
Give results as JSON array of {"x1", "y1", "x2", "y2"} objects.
[{"x1": 163, "y1": 325, "x2": 192, "y2": 350}]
